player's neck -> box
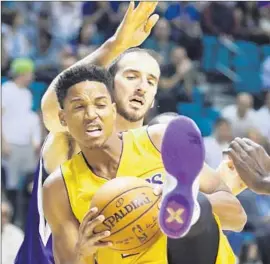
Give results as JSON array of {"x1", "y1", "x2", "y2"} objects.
[
  {"x1": 80, "y1": 134, "x2": 123, "y2": 179},
  {"x1": 116, "y1": 115, "x2": 144, "y2": 132}
]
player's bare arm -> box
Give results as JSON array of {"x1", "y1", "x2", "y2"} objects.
[
  {"x1": 41, "y1": 1, "x2": 159, "y2": 134},
  {"x1": 224, "y1": 137, "x2": 270, "y2": 195},
  {"x1": 198, "y1": 163, "x2": 247, "y2": 232},
  {"x1": 216, "y1": 159, "x2": 247, "y2": 196},
  {"x1": 148, "y1": 123, "x2": 247, "y2": 232},
  {"x1": 43, "y1": 169, "x2": 111, "y2": 264}
]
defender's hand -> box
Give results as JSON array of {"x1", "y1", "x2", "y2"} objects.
[
  {"x1": 113, "y1": 1, "x2": 159, "y2": 51},
  {"x1": 224, "y1": 138, "x2": 270, "y2": 194}
]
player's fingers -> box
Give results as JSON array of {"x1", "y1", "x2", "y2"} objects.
[
  {"x1": 123, "y1": 1, "x2": 135, "y2": 22},
  {"x1": 85, "y1": 207, "x2": 99, "y2": 220},
  {"x1": 144, "y1": 14, "x2": 159, "y2": 34},
  {"x1": 133, "y1": 1, "x2": 145, "y2": 13},
  {"x1": 242, "y1": 137, "x2": 264, "y2": 157},
  {"x1": 135, "y1": 1, "x2": 157, "y2": 21},
  {"x1": 223, "y1": 148, "x2": 240, "y2": 165},
  {"x1": 242, "y1": 137, "x2": 260, "y2": 148},
  {"x1": 234, "y1": 137, "x2": 253, "y2": 153},
  {"x1": 134, "y1": 1, "x2": 151, "y2": 12},
  {"x1": 90, "y1": 230, "x2": 111, "y2": 243},
  {"x1": 145, "y1": 1, "x2": 158, "y2": 18},
  {"x1": 230, "y1": 141, "x2": 248, "y2": 160},
  {"x1": 85, "y1": 215, "x2": 105, "y2": 235},
  {"x1": 94, "y1": 240, "x2": 113, "y2": 248},
  {"x1": 79, "y1": 207, "x2": 98, "y2": 233}
]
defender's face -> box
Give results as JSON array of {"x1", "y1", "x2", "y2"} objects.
[
  {"x1": 60, "y1": 81, "x2": 116, "y2": 149},
  {"x1": 113, "y1": 52, "x2": 160, "y2": 122}
]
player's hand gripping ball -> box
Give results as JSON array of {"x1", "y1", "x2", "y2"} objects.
[{"x1": 91, "y1": 177, "x2": 162, "y2": 255}]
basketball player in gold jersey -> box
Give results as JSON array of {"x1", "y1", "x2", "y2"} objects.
[
  {"x1": 40, "y1": 2, "x2": 247, "y2": 263},
  {"x1": 40, "y1": 1, "x2": 246, "y2": 200},
  {"x1": 43, "y1": 65, "x2": 246, "y2": 264}
]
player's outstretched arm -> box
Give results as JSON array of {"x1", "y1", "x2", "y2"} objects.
[
  {"x1": 224, "y1": 138, "x2": 270, "y2": 195},
  {"x1": 147, "y1": 122, "x2": 247, "y2": 232},
  {"x1": 41, "y1": 1, "x2": 159, "y2": 133},
  {"x1": 198, "y1": 163, "x2": 247, "y2": 232},
  {"x1": 216, "y1": 159, "x2": 247, "y2": 196},
  {"x1": 43, "y1": 169, "x2": 111, "y2": 264}
]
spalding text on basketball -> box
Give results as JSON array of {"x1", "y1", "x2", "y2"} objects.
[{"x1": 103, "y1": 193, "x2": 152, "y2": 230}]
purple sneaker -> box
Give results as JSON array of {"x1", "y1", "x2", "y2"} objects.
[{"x1": 159, "y1": 116, "x2": 205, "y2": 238}]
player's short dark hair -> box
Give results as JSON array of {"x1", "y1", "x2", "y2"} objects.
[
  {"x1": 108, "y1": 48, "x2": 160, "y2": 78},
  {"x1": 56, "y1": 64, "x2": 114, "y2": 109},
  {"x1": 148, "y1": 112, "x2": 179, "y2": 126},
  {"x1": 214, "y1": 117, "x2": 230, "y2": 128}
]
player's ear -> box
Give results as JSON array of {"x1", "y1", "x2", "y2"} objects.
[{"x1": 58, "y1": 110, "x2": 67, "y2": 127}]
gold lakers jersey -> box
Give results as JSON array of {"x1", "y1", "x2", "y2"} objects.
[{"x1": 61, "y1": 126, "x2": 236, "y2": 264}]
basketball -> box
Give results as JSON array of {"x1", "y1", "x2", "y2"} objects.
[{"x1": 91, "y1": 177, "x2": 162, "y2": 255}]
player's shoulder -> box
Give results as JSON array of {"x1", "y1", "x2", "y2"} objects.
[
  {"x1": 121, "y1": 125, "x2": 165, "y2": 153},
  {"x1": 43, "y1": 167, "x2": 63, "y2": 188},
  {"x1": 126, "y1": 124, "x2": 166, "y2": 135},
  {"x1": 43, "y1": 167, "x2": 66, "y2": 200},
  {"x1": 127, "y1": 124, "x2": 166, "y2": 143},
  {"x1": 147, "y1": 123, "x2": 167, "y2": 136},
  {"x1": 42, "y1": 166, "x2": 72, "y2": 214},
  {"x1": 42, "y1": 166, "x2": 74, "y2": 228},
  {"x1": 146, "y1": 124, "x2": 167, "y2": 152}
]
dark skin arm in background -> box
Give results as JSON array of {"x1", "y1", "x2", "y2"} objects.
[{"x1": 224, "y1": 137, "x2": 270, "y2": 195}]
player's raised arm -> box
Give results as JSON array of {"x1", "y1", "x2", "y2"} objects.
[
  {"x1": 42, "y1": 133, "x2": 71, "y2": 173},
  {"x1": 147, "y1": 118, "x2": 247, "y2": 233},
  {"x1": 43, "y1": 169, "x2": 111, "y2": 264},
  {"x1": 41, "y1": 1, "x2": 159, "y2": 133}
]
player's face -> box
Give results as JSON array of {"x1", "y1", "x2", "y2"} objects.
[
  {"x1": 60, "y1": 81, "x2": 116, "y2": 149},
  {"x1": 113, "y1": 52, "x2": 160, "y2": 122}
]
